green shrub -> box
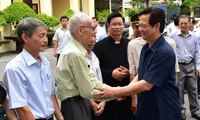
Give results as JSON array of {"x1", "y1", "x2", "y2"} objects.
[
  {"x1": 124, "y1": 8, "x2": 139, "y2": 20},
  {"x1": 35, "y1": 13, "x2": 59, "y2": 30},
  {"x1": 3, "y1": 2, "x2": 36, "y2": 23},
  {"x1": 0, "y1": 11, "x2": 7, "y2": 26},
  {"x1": 96, "y1": 9, "x2": 110, "y2": 22},
  {"x1": 61, "y1": 9, "x2": 74, "y2": 19}
]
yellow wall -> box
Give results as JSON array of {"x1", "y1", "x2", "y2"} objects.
[
  {"x1": 52, "y1": 0, "x2": 70, "y2": 18},
  {"x1": 40, "y1": 0, "x2": 52, "y2": 15},
  {"x1": 0, "y1": 41, "x2": 16, "y2": 53},
  {"x1": 13, "y1": 0, "x2": 23, "y2": 2}
]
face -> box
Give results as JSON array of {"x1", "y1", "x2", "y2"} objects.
[
  {"x1": 24, "y1": 27, "x2": 48, "y2": 53},
  {"x1": 108, "y1": 17, "x2": 124, "y2": 37},
  {"x1": 138, "y1": 14, "x2": 157, "y2": 41},
  {"x1": 92, "y1": 19, "x2": 98, "y2": 27},
  {"x1": 61, "y1": 18, "x2": 68, "y2": 28},
  {"x1": 80, "y1": 18, "x2": 97, "y2": 49},
  {"x1": 179, "y1": 18, "x2": 189, "y2": 34},
  {"x1": 132, "y1": 23, "x2": 141, "y2": 38},
  {"x1": 189, "y1": 22, "x2": 194, "y2": 31},
  {"x1": 86, "y1": 34, "x2": 96, "y2": 52}
]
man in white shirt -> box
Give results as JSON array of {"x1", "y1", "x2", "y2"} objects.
[
  {"x1": 92, "y1": 17, "x2": 106, "y2": 42},
  {"x1": 53, "y1": 16, "x2": 72, "y2": 63}
]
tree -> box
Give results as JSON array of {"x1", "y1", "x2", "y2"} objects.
[
  {"x1": 0, "y1": 11, "x2": 7, "y2": 26},
  {"x1": 35, "y1": 13, "x2": 59, "y2": 30},
  {"x1": 2, "y1": 2, "x2": 36, "y2": 23},
  {"x1": 182, "y1": 0, "x2": 200, "y2": 16},
  {"x1": 61, "y1": 9, "x2": 74, "y2": 19}
]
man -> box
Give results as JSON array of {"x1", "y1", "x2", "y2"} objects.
[
  {"x1": 85, "y1": 34, "x2": 106, "y2": 120},
  {"x1": 94, "y1": 7, "x2": 181, "y2": 120},
  {"x1": 93, "y1": 12, "x2": 133, "y2": 120},
  {"x1": 189, "y1": 18, "x2": 200, "y2": 99},
  {"x1": 3, "y1": 18, "x2": 63, "y2": 120},
  {"x1": 167, "y1": 13, "x2": 180, "y2": 36},
  {"x1": 169, "y1": 15, "x2": 200, "y2": 120},
  {"x1": 92, "y1": 17, "x2": 106, "y2": 42},
  {"x1": 128, "y1": 13, "x2": 179, "y2": 83},
  {"x1": 128, "y1": 14, "x2": 141, "y2": 40},
  {"x1": 53, "y1": 16, "x2": 72, "y2": 63},
  {"x1": 56, "y1": 12, "x2": 111, "y2": 120}
]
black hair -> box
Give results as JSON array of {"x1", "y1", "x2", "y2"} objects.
[
  {"x1": 92, "y1": 17, "x2": 98, "y2": 21},
  {"x1": 107, "y1": 12, "x2": 125, "y2": 24},
  {"x1": 138, "y1": 7, "x2": 165, "y2": 33},
  {"x1": 60, "y1": 16, "x2": 68, "y2": 21}
]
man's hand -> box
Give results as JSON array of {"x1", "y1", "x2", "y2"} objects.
[
  {"x1": 90, "y1": 100, "x2": 99, "y2": 112},
  {"x1": 94, "y1": 102, "x2": 106, "y2": 116},
  {"x1": 94, "y1": 87, "x2": 116, "y2": 99},
  {"x1": 131, "y1": 95, "x2": 137, "y2": 115},
  {"x1": 196, "y1": 70, "x2": 200, "y2": 77},
  {"x1": 112, "y1": 67, "x2": 129, "y2": 81},
  {"x1": 54, "y1": 51, "x2": 57, "y2": 57}
]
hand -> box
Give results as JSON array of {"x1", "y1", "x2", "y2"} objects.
[
  {"x1": 116, "y1": 96, "x2": 126, "y2": 102},
  {"x1": 120, "y1": 66, "x2": 129, "y2": 75},
  {"x1": 131, "y1": 95, "x2": 137, "y2": 115},
  {"x1": 94, "y1": 87, "x2": 116, "y2": 99},
  {"x1": 94, "y1": 102, "x2": 106, "y2": 116},
  {"x1": 54, "y1": 51, "x2": 57, "y2": 57},
  {"x1": 90, "y1": 100, "x2": 99, "y2": 112},
  {"x1": 196, "y1": 70, "x2": 200, "y2": 77},
  {"x1": 112, "y1": 68, "x2": 128, "y2": 81}
]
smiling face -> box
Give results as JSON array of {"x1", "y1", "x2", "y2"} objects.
[
  {"x1": 108, "y1": 17, "x2": 124, "y2": 37},
  {"x1": 139, "y1": 14, "x2": 157, "y2": 41},
  {"x1": 23, "y1": 27, "x2": 48, "y2": 53}
]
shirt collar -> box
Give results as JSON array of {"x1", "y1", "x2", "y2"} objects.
[
  {"x1": 21, "y1": 49, "x2": 48, "y2": 66},
  {"x1": 177, "y1": 30, "x2": 192, "y2": 37},
  {"x1": 72, "y1": 39, "x2": 87, "y2": 57},
  {"x1": 143, "y1": 35, "x2": 164, "y2": 52},
  {"x1": 109, "y1": 36, "x2": 124, "y2": 44}
]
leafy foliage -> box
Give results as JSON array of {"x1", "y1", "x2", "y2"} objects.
[
  {"x1": 61, "y1": 9, "x2": 74, "y2": 19},
  {"x1": 35, "y1": 13, "x2": 59, "y2": 29},
  {"x1": 96, "y1": 9, "x2": 111, "y2": 22},
  {"x1": 0, "y1": 11, "x2": 7, "y2": 26},
  {"x1": 182, "y1": 0, "x2": 200, "y2": 8},
  {"x1": 3, "y1": 2, "x2": 36, "y2": 23},
  {"x1": 124, "y1": 8, "x2": 139, "y2": 19}
]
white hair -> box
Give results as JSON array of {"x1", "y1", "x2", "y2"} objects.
[{"x1": 68, "y1": 12, "x2": 90, "y2": 36}]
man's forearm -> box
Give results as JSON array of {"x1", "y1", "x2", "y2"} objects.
[
  {"x1": 16, "y1": 106, "x2": 35, "y2": 120},
  {"x1": 3, "y1": 99, "x2": 18, "y2": 120},
  {"x1": 54, "y1": 41, "x2": 58, "y2": 53},
  {"x1": 51, "y1": 94, "x2": 63, "y2": 120}
]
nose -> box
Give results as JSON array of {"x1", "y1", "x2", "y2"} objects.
[{"x1": 44, "y1": 36, "x2": 48, "y2": 43}]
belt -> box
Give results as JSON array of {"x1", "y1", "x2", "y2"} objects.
[
  {"x1": 179, "y1": 59, "x2": 193, "y2": 65},
  {"x1": 36, "y1": 114, "x2": 53, "y2": 120},
  {"x1": 63, "y1": 95, "x2": 83, "y2": 103}
]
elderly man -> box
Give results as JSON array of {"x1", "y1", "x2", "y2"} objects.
[
  {"x1": 3, "y1": 18, "x2": 63, "y2": 120},
  {"x1": 56, "y1": 12, "x2": 111, "y2": 120}
]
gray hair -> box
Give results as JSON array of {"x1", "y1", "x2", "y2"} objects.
[
  {"x1": 68, "y1": 12, "x2": 90, "y2": 36},
  {"x1": 16, "y1": 17, "x2": 47, "y2": 44}
]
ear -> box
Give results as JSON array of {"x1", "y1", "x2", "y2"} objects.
[
  {"x1": 21, "y1": 33, "x2": 28, "y2": 43},
  {"x1": 156, "y1": 23, "x2": 160, "y2": 30},
  {"x1": 78, "y1": 27, "x2": 83, "y2": 35}
]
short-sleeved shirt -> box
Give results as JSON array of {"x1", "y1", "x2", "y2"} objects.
[
  {"x1": 136, "y1": 35, "x2": 181, "y2": 120},
  {"x1": 3, "y1": 49, "x2": 55, "y2": 119},
  {"x1": 128, "y1": 37, "x2": 179, "y2": 75},
  {"x1": 53, "y1": 27, "x2": 72, "y2": 54}
]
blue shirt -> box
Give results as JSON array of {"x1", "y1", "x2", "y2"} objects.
[
  {"x1": 137, "y1": 35, "x2": 181, "y2": 120},
  {"x1": 3, "y1": 49, "x2": 55, "y2": 119},
  {"x1": 169, "y1": 30, "x2": 200, "y2": 70}
]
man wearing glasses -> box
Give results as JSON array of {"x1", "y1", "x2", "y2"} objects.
[{"x1": 56, "y1": 12, "x2": 112, "y2": 120}]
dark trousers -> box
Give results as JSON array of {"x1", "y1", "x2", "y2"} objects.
[
  {"x1": 101, "y1": 96, "x2": 134, "y2": 120},
  {"x1": 198, "y1": 77, "x2": 200, "y2": 95},
  {"x1": 61, "y1": 97, "x2": 91, "y2": 120},
  {"x1": 56, "y1": 54, "x2": 60, "y2": 65}
]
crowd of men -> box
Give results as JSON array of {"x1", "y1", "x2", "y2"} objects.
[{"x1": 1, "y1": 6, "x2": 200, "y2": 120}]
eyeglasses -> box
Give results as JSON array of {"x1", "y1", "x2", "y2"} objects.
[{"x1": 81, "y1": 26, "x2": 96, "y2": 31}]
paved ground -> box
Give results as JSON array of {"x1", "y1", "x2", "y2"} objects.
[{"x1": 0, "y1": 48, "x2": 198, "y2": 120}]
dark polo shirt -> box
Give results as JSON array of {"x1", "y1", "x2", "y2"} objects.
[{"x1": 136, "y1": 35, "x2": 181, "y2": 120}]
